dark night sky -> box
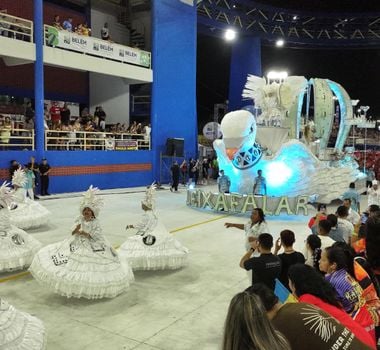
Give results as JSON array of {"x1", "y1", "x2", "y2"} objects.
[{"x1": 196, "y1": 34, "x2": 380, "y2": 128}]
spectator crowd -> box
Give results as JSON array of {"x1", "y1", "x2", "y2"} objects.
[{"x1": 222, "y1": 189, "x2": 380, "y2": 349}]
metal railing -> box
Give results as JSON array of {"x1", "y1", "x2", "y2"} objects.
[
  {"x1": 0, "y1": 128, "x2": 35, "y2": 150},
  {"x1": 0, "y1": 12, "x2": 33, "y2": 42},
  {"x1": 45, "y1": 130, "x2": 150, "y2": 151}
]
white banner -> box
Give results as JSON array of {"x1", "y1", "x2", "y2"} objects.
[{"x1": 46, "y1": 26, "x2": 151, "y2": 68}]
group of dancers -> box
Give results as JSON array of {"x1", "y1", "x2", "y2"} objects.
[{"x1": 0, "y1": 170, "x2": 189, "y2": 349}]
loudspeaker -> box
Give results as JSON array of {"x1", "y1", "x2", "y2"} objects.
[{"x1": 166, "y1": 138, "x2": 184, "y2": 157}]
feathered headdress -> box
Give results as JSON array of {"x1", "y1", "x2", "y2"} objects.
[
  {"x1": 12, "y1": 168, "x2": 27, "y2": 187},
  {"x1": 79, "y1": 185, "x2": 104, "y2": 217},
  {"x1": 0, "y1": 181, "x2": 14, "y2": 209},
  {"x1": 142, "y1": 182, "x2": 156, "y2": 210}
]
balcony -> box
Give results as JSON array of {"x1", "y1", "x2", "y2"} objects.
[{"x1": 0, "y1": 13, "x2": 152, "y2": 83}]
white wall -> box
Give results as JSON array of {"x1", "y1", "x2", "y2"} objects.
[
  {"x1": 91, "y1": 8, "x2": 129, "y2": 46},
  {"x1": 89, "y1": 73, "x2": 130, "y2": 125}
]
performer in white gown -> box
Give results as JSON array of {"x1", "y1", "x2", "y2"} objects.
[
  {"x1": 0, "y1": 181, "x2": 42, "y2": 272},
  {"x1": 29, "y1": 186, "x2": 134, "y2": 299},
  {"x1": 9, "y1": 168, "x2": 50, "y2": 230},
  {"x1": 0, "y1": 298, "x2": 47, "y2": 349},
  {"x1": 118, "y1": 184, "x2": 189, "y2": 270}
]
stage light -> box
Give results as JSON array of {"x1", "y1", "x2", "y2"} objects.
[
  {"x1": 275, "y1": 39, "x2": 285, "y2": 47},
  {"x1": 267, "y1": 71, "x2": 288, "y2": 81},
  {"x1": 224, "y1": 29, "x2": 236, "y2": 41},
  {"x1": 292, "y1": 15, "x2": 298, "y2": 20}
]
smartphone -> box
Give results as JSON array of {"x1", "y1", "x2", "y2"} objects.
[{"x1": 361, "y1": 213, "x2": 368, "y2": 224}]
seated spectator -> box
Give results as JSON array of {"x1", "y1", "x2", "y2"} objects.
[
  {"x1": 222, "y1": 291, "x2": 291, "y2": 350},
  {"x1": 274, "y1": 229, "x2": 305, "y2": 290},
  {"x1": 320, "y1": 246, "x2": 375, "y2": 341},
  {"x1": 336, "y1": 205, "x2": 355, "y2": 244},
  {"x1": 62, "y1": 17, "x2": 73, "y2": 32},
  {"x1": 248, "y1": 283, "x2": 375, "y2": 350},
  {"x1": 288, "y1": 264, "x2": 376, "y2": 349},
  {"x1": 308, "y1": 203, "x2": 327, "y2": 234},
  {"x1": 240, "y1": 233, "x2": 281, "y2": 290},
  {"x1": 101, "y1": 22, "x2": 110, "y2": 41},
  {"x1": 304, "y1": 234, "x2": 322, "y2": 271}
]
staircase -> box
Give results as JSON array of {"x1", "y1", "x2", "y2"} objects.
[{"x1": 117, "y1": 0, "x2": 149, "y2": 49}]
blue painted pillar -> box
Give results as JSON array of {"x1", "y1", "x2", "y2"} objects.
[
  {"x1": 34, "y1": 0, "x2": 45, "y2": 159},
  {"x1": 228, "y1": 36, "x2": 262, "y2": 111},
  {"x1": 151, "y1": 0, "x2": 197, "y2": 180}
]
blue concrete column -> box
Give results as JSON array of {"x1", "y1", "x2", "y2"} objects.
[
  {"x1": 34, "y1": 0, "x2": 45, "y2": 160},
  {"x1": 228, "y1": 36, "x2": 262, "y2": 111},
  {"x1": 151, "y1": 0, "x2": 197, "y2": 181}
]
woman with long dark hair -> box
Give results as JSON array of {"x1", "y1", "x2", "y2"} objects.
[
  {"x1": 288, "y1": 264, "x2": 376, "y2": 349},
  {"x1": 225, "y1": 208, "x2": 269, "y2": 251},
  {"x1": 222, "y1": 292, "x2": 290, "y2": 350},
  {"x1": 304, "y1": 234, "x2": 322, "y2": 271}
]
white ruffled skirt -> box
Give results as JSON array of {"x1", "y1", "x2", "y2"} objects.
[
  {"x1": 9, "y1": 200, "x2": 50, "y2": 230},
  {"x1": 29, "y1": 237, "x2": 134, "y2": 299},
  {"x1": 118, "y1": 235, "x2": 189, "y2": 271},
  {"x1": 0, "y1": 299, "x2": 46, "y2": 350},
  {"x1": 0, "y1": 226, "x2": 42, "y2": 272}
]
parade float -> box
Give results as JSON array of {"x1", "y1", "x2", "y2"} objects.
[{"x1": 187, "y1": 74, "x2": 367, "y2": 215}]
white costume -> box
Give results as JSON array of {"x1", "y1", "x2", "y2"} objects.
[
  {"x1": 118, "y1": 184, "x2": 189, "y2": 270},
  {"x1": 0, "y1": 182, "x2": 42, "y2": 272},
  {"x1": 244, "y1": 220, "x2": 269, "y2": 251},
  {"x1": 367, "y1": 180, "x2": 380, "y2": 207},
  {"x1": 29, "y1": 186, "x2": 134, "y2": 299},
  {"x1": 9, "y1": 168, "x2": 50, "y2": 230},
  {"x1": 0, "y1": 298, "x2": 47, "y2": 349}
]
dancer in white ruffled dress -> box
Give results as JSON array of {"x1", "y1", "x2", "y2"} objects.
[
  {"x1": 0, "y1": 181, "x2": 42, "y2": 272},
  {"x1": 29, "y1": 186, "x2": 134, "y2": 299},
  {"x1": 9, "y1": 168, "x2": 50, "y2": 230},
  {"x1": 0, "y1": 298, "x2": 47, "y2": 349},
  {"x1": 118, "y1": 184, "x2": 189, "y2": 270}
]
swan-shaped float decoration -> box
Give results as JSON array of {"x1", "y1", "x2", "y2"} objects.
[{"x1": 213, "y1": 110, "x2": 358, "y2": 203}]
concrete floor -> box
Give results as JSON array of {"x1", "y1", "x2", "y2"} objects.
[{"x1": 1, "y1": 184, "x2": 365, "y2": 350}]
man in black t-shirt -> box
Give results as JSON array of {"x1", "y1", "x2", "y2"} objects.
[{"x1": 240, "y1": 233, "x2": 281, "y2": 290}]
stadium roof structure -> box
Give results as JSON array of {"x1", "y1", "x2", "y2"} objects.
[{"x1": 196, "y1": 0, "x2": 380, "y2": 48}]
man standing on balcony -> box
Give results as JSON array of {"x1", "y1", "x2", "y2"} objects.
[
  {"x1": 62, "y1": 17, "x2": 73, "y2": 32},
  {"x1": 94, "y1": 106, "x2": 106, "y2": 130},
  {"x1": 49, "y1": 102, "x2": 61, "y2": 128}
]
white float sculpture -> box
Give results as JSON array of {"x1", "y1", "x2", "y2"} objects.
[{"x1": 212, "y1": 75, "x2": 361, "y2": 204}]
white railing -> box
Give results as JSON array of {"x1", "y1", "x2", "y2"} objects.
[
  {"x1": 0, "y1": 12, "x2": 33, "y2": 42},
  {"x1": 45, "y1": 130, "x2": 150, "y2": 151},
  {"x1": 0, "y1": 128, "x2": 35, "y2": 149},
  {"x1": 43, "y1": 25, "x2": 151, "y2": 68}
]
